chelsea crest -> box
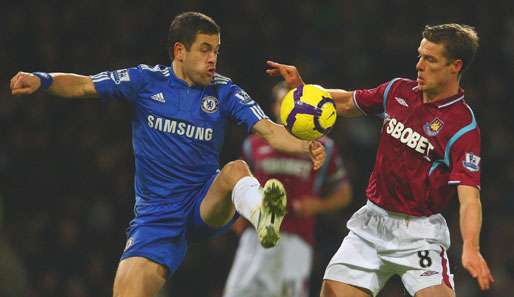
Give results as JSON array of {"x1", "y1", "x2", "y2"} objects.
[{"x1": 201, "y1": 96, "x2": 219, "y2": 113}]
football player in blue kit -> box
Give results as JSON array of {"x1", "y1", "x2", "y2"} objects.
[{"x1": 10, "y1": 12, "x2": 325, "y2": 297}]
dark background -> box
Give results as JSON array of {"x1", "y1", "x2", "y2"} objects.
[{"x1": 1, "y1": 1, "x2": 513, "y2": 296}]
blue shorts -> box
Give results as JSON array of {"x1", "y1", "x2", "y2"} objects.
[{"x1": 120, "y1": 173, "x2": 239, "y2": 277}]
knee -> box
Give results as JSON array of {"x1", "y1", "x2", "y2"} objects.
[
  {"x1": 221, "y1": 160, "x2": 251, "y2": 184},
  {"x1": 224, "y1": 159, "x2": 250, "y2": 174}
]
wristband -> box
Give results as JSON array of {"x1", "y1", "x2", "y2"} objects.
[{"x1": 32, "y1": 72, "x2": 54, "y2": 90}]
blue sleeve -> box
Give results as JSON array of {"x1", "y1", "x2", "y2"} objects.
[
  {"x1": 223, "y1": 84, "x2": 268, "y2": 132},
  {"x1": 90, "y1": 65, "x2": 147, "y2": 102}
]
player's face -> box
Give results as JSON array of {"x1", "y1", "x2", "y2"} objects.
[
  {"x1": 416, "y1": 38, "x2": 460, "y2": 96},
  {"x1": 182, "y1": 33, "x2": 220, "y2": 87}
]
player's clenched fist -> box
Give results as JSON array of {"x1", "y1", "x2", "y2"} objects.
[
  {"x1": 309, "y1": 140, "x2": 325, "y2": 170},
  {"x1": 10, "y1": 72, "x2": 42, "y2": 96}
]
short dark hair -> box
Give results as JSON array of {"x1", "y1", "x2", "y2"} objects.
[
  {"x1": 168, "y1": 12, "x2": 220, "y2": 59},
  {"x1": 422, "y1": 24, "x2": 479, "y2": 73}
]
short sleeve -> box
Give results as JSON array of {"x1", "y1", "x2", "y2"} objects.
[
  {"x1": 449, "y1": 128, "x2": 481, "y2": 189},
  {"x1": 90, "y1": 65, "x2": 147, "y2": 102},
  {"x1": 224, "y1": 84, "x2": 268, "y2": 132},
  {"x1": 354, "y1": 79, "x2": 399, "y2": 116}
]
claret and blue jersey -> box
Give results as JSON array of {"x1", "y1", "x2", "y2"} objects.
[
  {"x1": 353, "y1": 78, "x2": 481, "y2": 216},
  {"x1": 90, "y1": 65, "x2": 268, "y2": 205}
]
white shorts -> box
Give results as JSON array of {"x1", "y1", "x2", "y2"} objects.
[
  {"x1": 223, "y1": 229, "x2": 313, "y2": 297},
  {"x1": 324, "y1": 201, "x2": 454, "y2": 297}
]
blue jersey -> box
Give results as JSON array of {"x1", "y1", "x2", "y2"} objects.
[{"x1": 90, "y1": 65, "x2": 268, "y2": 205}]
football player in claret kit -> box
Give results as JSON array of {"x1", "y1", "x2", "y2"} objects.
[
  {"x1": 223, "y1": 82, "x2": 352, "y2": 297},
  {"x1": 267, "y1": 23, "x2": 494, "y2": 297},
  {"x1": 9, "y1": 12, "x2": 325, "y2": 297}
]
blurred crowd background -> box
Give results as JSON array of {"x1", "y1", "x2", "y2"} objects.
[{"x1": 1, "y1": 0, "x2": 513, "y2": 296}]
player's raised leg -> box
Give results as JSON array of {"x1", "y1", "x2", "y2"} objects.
[
  {"x1": 113, "y1": 257, "x2": 167, "y2": 297},
  {"x1": 200, "y1": 160, "x2": 287, "y2": 248}
]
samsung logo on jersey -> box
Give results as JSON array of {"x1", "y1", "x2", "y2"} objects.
[
  {"x1": 147, "y1": 115, "x2": 213, "y2": 141},
  {"x1": 385, "y1": 118, "x2": 434, "y2": 158}
]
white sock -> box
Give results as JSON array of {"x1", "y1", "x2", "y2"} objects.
[{"x1": 232, "y1": 176, "x2": 262, "y2": 228}]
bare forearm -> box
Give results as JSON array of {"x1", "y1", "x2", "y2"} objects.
[
  {"x1": 253, "y1": 119, "x2": 325, "y2": 170},
  {"x1": 458, "y1": 186, "x2": 483, "y2": 251},
  {"x1": 458, "y1": 186, "x2": 494, "y2": 289},
  {"x1": 48, "y1": 73, "x2": 97, "y2": 98},
  {"x1": 264, "y1": 122, "x2": 310, "y2": 155},
  {"x1": 460, "y1": 199, "x2": 482, "y2": 249},
  {"x1": 327, "y1": 89, "x2": 362, "y2": 118}
]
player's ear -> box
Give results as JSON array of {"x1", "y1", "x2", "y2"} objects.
[
  {"x1": 450, "y1": 59, "x2": 463, "y2": 75},
  {"x1": 174, "y1": 42, "x2": 185, "y2": 62}
]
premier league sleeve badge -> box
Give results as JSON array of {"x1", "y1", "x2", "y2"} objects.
[{"x1": 463, "y1": 152, "x2": 481, "y2": 172}]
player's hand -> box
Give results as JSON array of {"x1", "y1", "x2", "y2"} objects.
[
  {"x1": 309, "y1": 140, "x2": 325, "y2": 170},
  {"x1": 292, "y1": 196, "x2": 323, "y2": 217},
  {"x1": 266, "y1": 60, "x2": 305, "y2": 89},
  {"x1": 10, "y1": 72, "x2": 42, "y2": 96},
  {"x1": 462, "y1": 246, "x2": 494, "y2": 290}
]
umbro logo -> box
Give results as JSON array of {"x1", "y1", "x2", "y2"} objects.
[
  {"x1": 394, "y1": 96, "x2": 409, "y2": 107},
  {"x1": 151, "y1": 92, "x2": 165, "y2": 103},
  {"x1": 420, "y1": 270, "x2": 439, "y2": 277}
]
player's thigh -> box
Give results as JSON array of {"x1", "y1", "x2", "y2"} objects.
[
  {"x1": 397, "y1": 246, "x2": 454, "y2": 296},
  {"x1": 113, "y1": 256, "x2": 167, "y2": 297},
  {"x1": 415, "y1": 284, "x2": 454, "y2": 297},
  {"x1": 320, "y1": 280, "x2": 372, "y2": 297},
  {"x1": 200, "y1": 160, "x2": 252, "y2": 226},
  {"x1": 324, "y1": 231, "x2": 392, "y2": 295}
]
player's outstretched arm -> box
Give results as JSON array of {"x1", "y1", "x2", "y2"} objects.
[
  {"x1": 458, "y1": 185, "x2": 494, "y2": 290},
  {"x1": 253, "y1": 119, "x2": 326, "y2": 170},
  {"x1": 266, "y1": 61, "x2": 362, "y2": 118},
  {"x1": 326, "y1": 89, "x2": 364, "y2": 118},
  {"x1": 10, "y1": 72, "x2": 97, "y2": 98}
]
